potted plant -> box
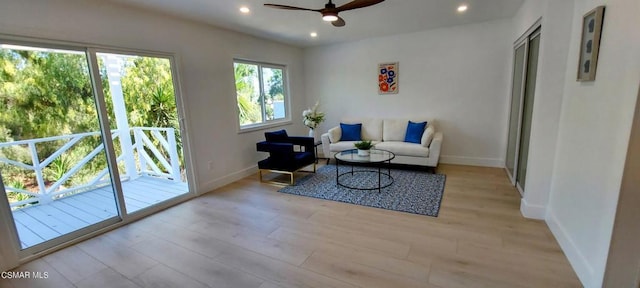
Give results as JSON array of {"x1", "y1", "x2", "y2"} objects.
[{"x1": 354, "y1": 140, "x2": 374, "y2": 156}]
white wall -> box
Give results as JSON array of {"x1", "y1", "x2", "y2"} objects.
[
  {"x1": 304, "y1": 19, "x2": 513, "y2": 167},
  {"x1": 512, "y1": 0, "x2": 547, "y2": 33},
  {"x1": 0, "y1": 0, "x2": 307, "y2": 193},
  {"x1": 514, "y1": 0, "x2": 576, "y2": 219},
  {"x1": 546, "y1": 0, "x2": 640, "y2": 286}
]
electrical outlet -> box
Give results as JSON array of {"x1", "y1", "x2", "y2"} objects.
[{"x1": 207, "y1": 161, "x2": 213, "y2": 170}]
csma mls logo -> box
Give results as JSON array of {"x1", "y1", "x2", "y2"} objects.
[{"x1": 1, "y1": 271, "x2": 49, "y2": 279}]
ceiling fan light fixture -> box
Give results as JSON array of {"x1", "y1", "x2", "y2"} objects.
[
  {"x1": 322, "y1": 12, "x2": 339, "y2": 22},
  {"x1": 265, "y1": 0, "x2": 386, "y2": 27}
]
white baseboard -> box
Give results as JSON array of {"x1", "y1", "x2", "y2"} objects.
[
  {"x1": 199, "y1": 165, "x2": 258, "y2": 194},
  {"x1": 546, "y1": 209, "x2": 595, "y2": 287},
  {"x1": 520, "y1": 198, "x2": 546, "y2": 219},
  {"x1": 439, "y1": 155, "x2": 504, "y2": 168}
]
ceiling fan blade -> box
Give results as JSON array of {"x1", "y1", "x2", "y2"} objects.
[
  {"x1": 336, "y1": 0, "x2": 384, "y2": 12},
  {"x1": 264, "y1": 4, "x2": 318, "y2": 12},
  {"x1": 332, "y1": 16, "x2": 346, "y2": 27}
]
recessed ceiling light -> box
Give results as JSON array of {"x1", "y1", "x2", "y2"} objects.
[
  {"x1": 310, "y1": 32, "x2": 318, "y2": 38},
  {"x1": 239, "y1": 6, "x2": 250, "y2": 14},
  {"x1": 457, "y1": 5, "x2": 468, "y2": 12}
]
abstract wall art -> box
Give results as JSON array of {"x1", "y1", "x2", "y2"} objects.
[
  {"x1": 577, "y1": 6, "x2": 605, "y2": 81},
  {"x1": 378, "y1": 62, "x2": 398, "y2": 94}
]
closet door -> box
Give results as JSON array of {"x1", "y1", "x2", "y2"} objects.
[
  {"x1": 505, "y1": 26, "x2": 540, "y2": 195},
  {"x1": 506, "y1": 42, "x2": 527, "y2": 182},
  {"x1": 516, "y1": 32, "x2": 540, "y2": 191}
]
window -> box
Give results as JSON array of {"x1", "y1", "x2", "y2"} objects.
[{"x1": 234, "y1": 60, "x2": 288, "y2": 129}]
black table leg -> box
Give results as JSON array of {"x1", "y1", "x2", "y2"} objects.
[
  {"x1": 378, "y1": 165, "x2": 381, "y2": 192},
  {"x1": 315, "y1": 145, "x2": 318, "y2": 164},
  {"x1": 336, "y1": 159, "x2": 339, "y2": 187}
]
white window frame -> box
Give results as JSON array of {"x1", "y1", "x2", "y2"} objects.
[{"x1": 233, "y1": 59, "x2": 291, "y2": 132}]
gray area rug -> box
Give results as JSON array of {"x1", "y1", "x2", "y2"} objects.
[{"x1": 279, "y1": 165, "x2": 446, "y2": 217}]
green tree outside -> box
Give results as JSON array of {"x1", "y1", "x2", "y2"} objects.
[
  {"x1": 0, "y1": 47, "x2": 183, "y2": 204},
  {"x1": 234, "y1": 62, "x2": 261, "y2": 125},
  {"x1": 234, "y1": 63, "x2": 285, "y2": 124}
]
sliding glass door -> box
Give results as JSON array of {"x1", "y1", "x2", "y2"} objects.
[
  {"x1": 96, "y1": 52, "x2": 189, "y2": 213},
  {"x1": 0, "y1": 43, "x2": 120, "y2": 251},
  {"x1": 0, "y1": 41, "x2": 190, "y2": 255}
]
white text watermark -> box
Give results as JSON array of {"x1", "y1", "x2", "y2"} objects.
[{"x1": 1, "y1": 271, "x2": 49, "y2": 279}]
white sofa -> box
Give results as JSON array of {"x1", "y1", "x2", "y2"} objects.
[{"x1": 321, "y1": 118, "x2": 443, "y2": 167}]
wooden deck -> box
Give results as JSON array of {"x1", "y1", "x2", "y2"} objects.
[{"x1": 12, "y1": 176, "x2": 189, "y2": 249}]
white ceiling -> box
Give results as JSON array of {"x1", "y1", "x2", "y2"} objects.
[{"x1": 109, "y1": 0, "x2": 524, "y2": 47}]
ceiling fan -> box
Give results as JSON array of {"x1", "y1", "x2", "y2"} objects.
[{"x1": 264, "y1": 0, "x2": 385, "y2": 27}]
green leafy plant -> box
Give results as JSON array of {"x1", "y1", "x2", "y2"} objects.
[
  {"x1": 7, "y1": 179, "x2": 25, "y2": 190},
  {"x1": 6, "y1": 179, "x2": 33, "y2": 205},
  {"x1": 51, "y1": 156, "x2": 70, "y2": 179},
  {"x1": 7, "y1": 192, "x2": 32, "y2": 203},
  {"x1": 354, "y1": 140, "x2": 374, "y2": 150},
  {"x1": 44, "y1": 155, "x2": 71, "y2": 184}
]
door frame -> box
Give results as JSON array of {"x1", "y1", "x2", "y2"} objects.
[{"x1": 0, "y1": 175, "x2": 20, "y2": 271}]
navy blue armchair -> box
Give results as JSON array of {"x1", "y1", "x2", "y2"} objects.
[{"x1": 256, "y1": 130, "x2": 316, "y2": 185}]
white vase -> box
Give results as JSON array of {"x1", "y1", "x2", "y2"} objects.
[
  {"x1": 357, "y1": 149, "x2": 370, "y2": 157},
  {"x1": 309, "y1": 128, "x2": 319, "y2": 142}
]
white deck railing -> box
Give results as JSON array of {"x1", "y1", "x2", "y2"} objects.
[{"x1": 1, "y1": 127, "x2": 181, "y2": 208}]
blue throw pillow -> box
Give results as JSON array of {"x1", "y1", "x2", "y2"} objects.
[
  {"x1": 265, "y1": 129, "x2": 289, "y2": 142},
  {"x1": 340, "y1": 123, "x2": 362, "y2": 141},
  {"x1": 404, "y1": 121, "x2": 427, "y2": 144}
]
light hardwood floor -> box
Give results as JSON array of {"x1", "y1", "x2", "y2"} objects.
[{"x1": 0, "y1": 164, "x2": 581, "y2": 288}]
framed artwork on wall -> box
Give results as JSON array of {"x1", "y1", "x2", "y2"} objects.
[
  {"x1": 378, "y1": 62, "x2": 398, "y2": 94},
  {"x1": 577, "y1": 5, "x2": 605, "y2": 81}
]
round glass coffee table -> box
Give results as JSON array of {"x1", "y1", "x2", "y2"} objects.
[{"x1": 334, "y1": 149, "x2": 395, "y2": 192}]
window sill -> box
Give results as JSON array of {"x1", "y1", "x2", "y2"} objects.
[{"x1": 238, "y1": 120, "x2": 293, "y2": 134}]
